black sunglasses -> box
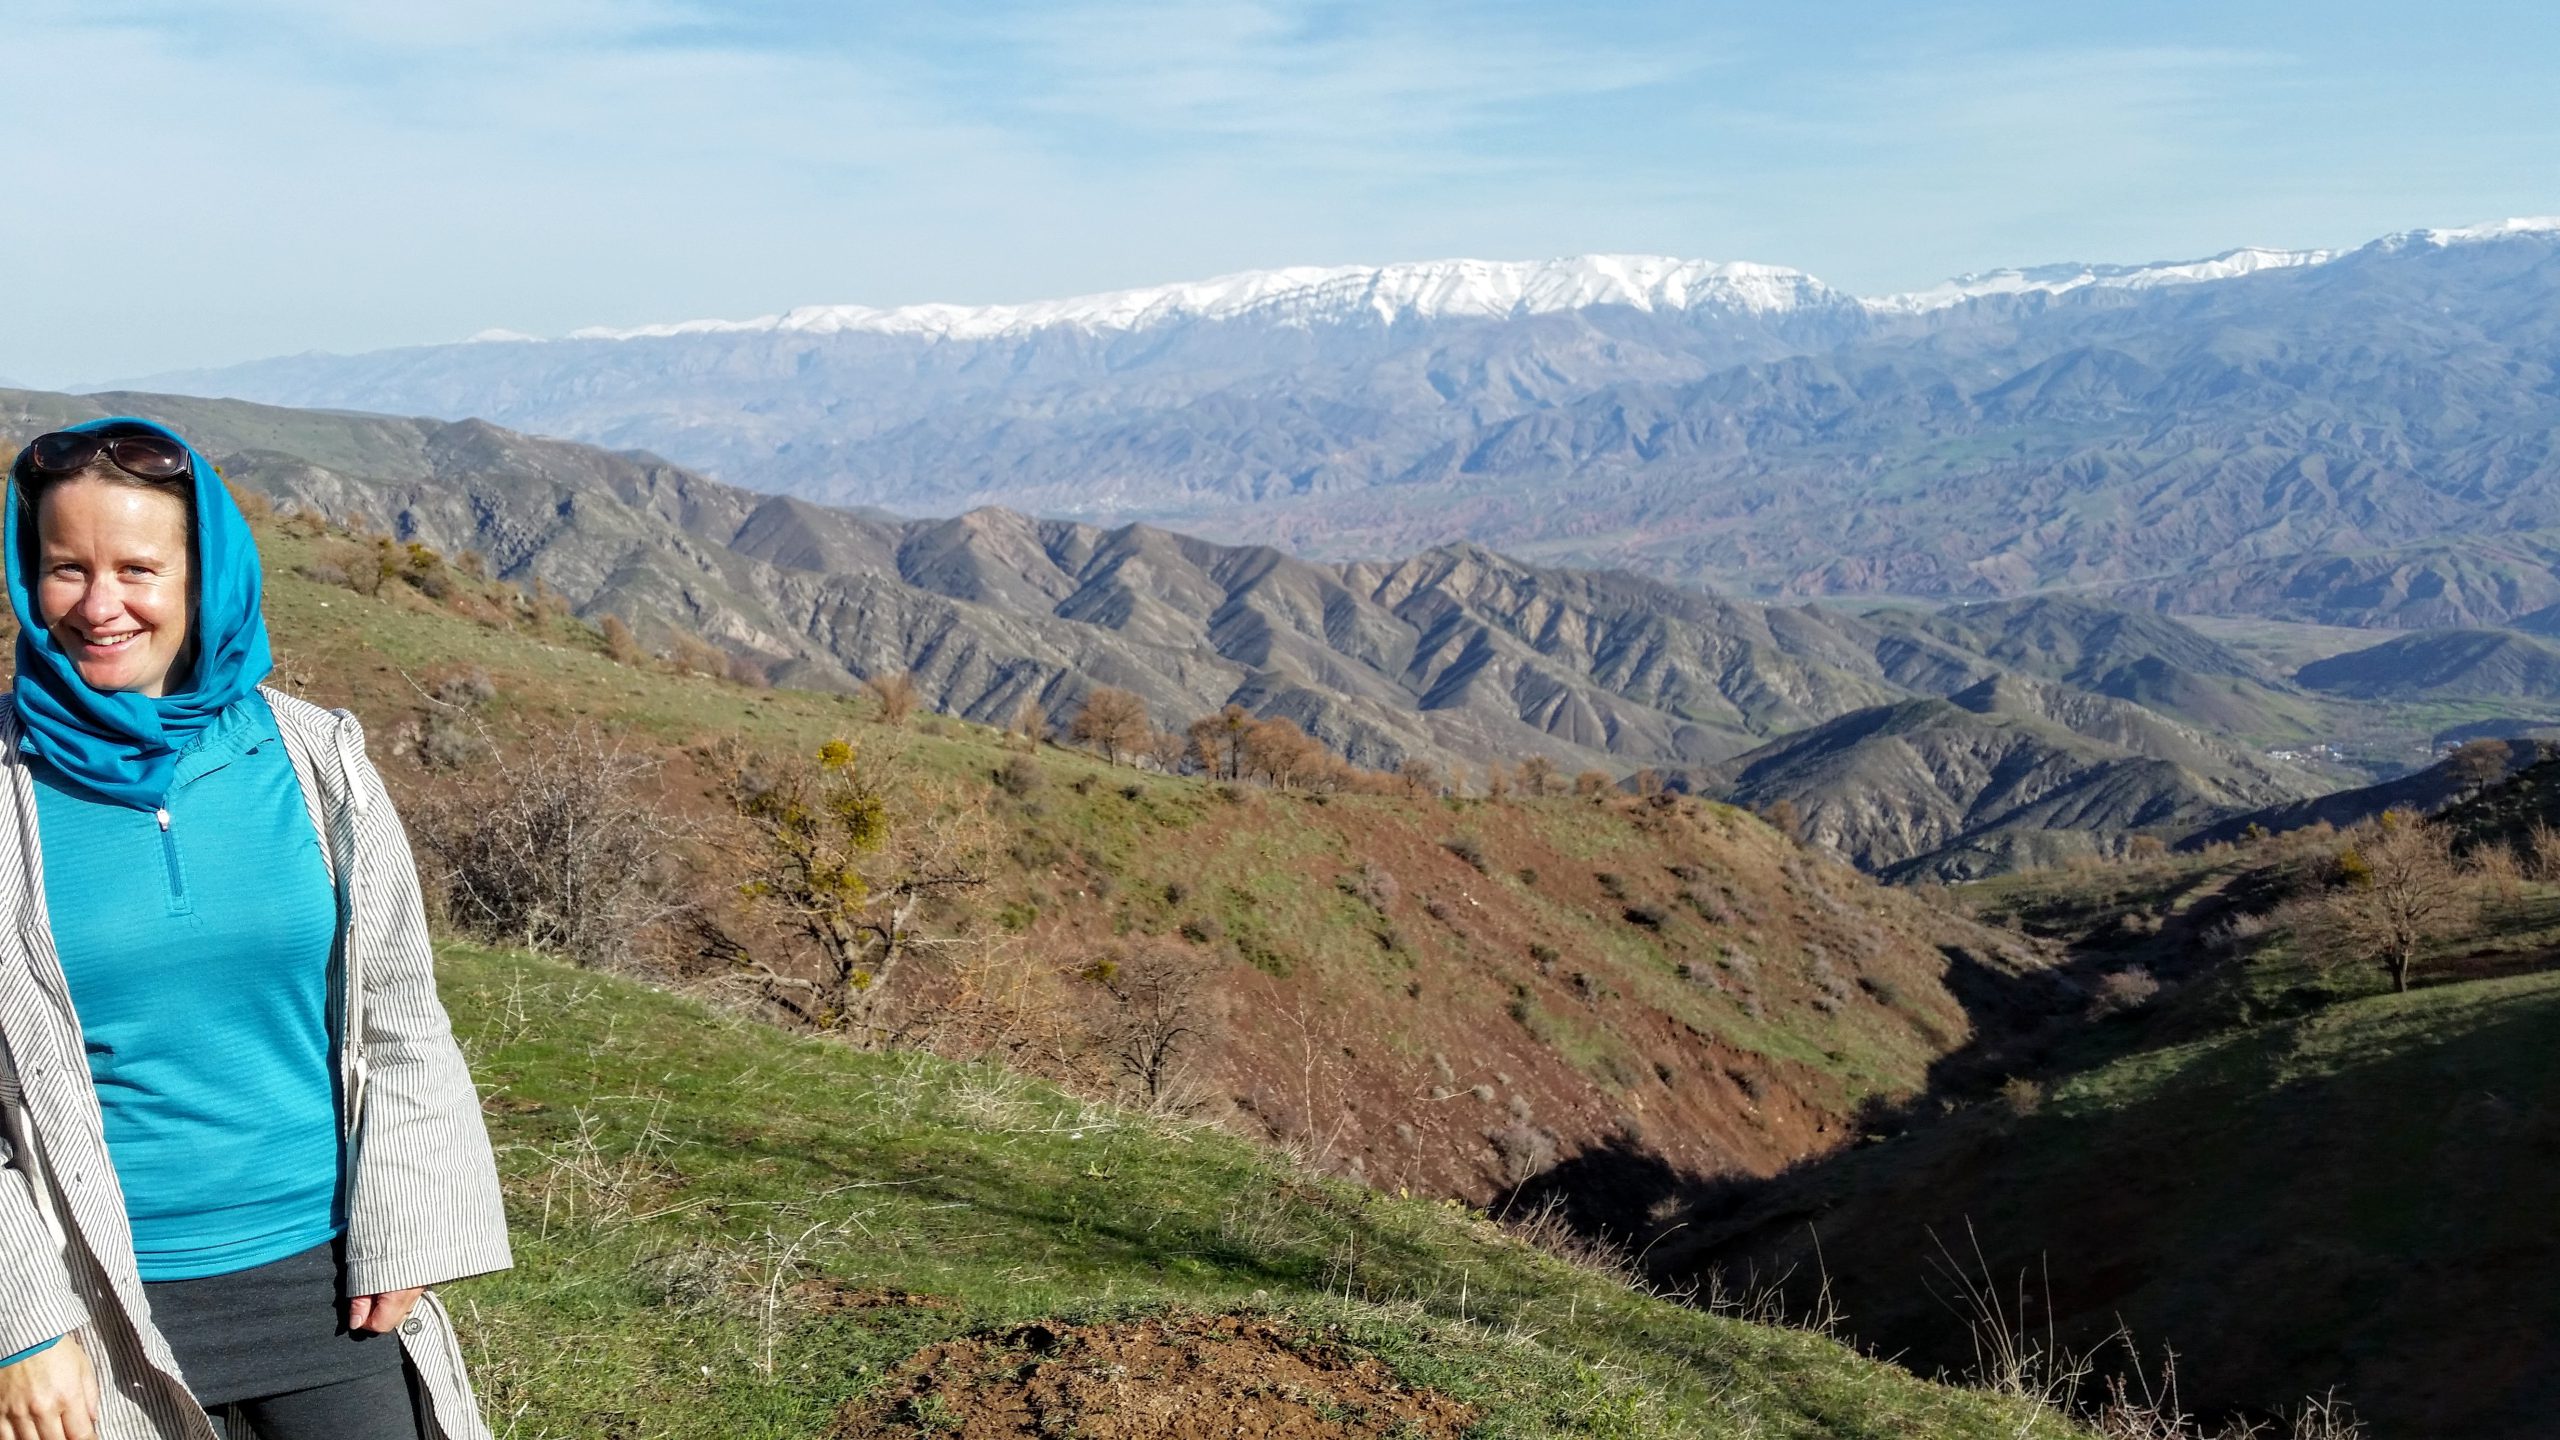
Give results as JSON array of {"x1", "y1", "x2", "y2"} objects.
[{"x1": 15, "y1": 427, "x2": 193, "y2": 483}]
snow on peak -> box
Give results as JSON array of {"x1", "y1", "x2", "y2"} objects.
[
  {"x1": 565, "y1": 255, "x2": 1845, "y2": 343},
  {"x1": 464, "y1": 328, "x2": 540, "y2": 343},
  {"x1": 2370, "y1": 216, "x2": 2560, "y2": 250},
  {"x1": 1868, "y1": 245, "x2": 2338, "y2": 314}
]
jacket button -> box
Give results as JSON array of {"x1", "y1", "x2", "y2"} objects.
[{"x1": 400, "y1": 1316, "x2": 423, "y2": 1336}]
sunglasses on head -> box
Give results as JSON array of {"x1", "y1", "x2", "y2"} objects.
[{"x1": 15, "y1": 427, "x2": 193, "y2": 484}]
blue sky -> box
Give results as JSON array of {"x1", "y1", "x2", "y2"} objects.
[{"x1": 7, "y1": 0, "x2": 2558, "y2": 384}]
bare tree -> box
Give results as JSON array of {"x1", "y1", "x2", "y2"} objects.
[
  {"x1": 1144, "y1": 727, "x2": 1191, "y2": 774},
  {"x1": 722, "y1": 739, "x2": 996, "y2": 1043},
  {"x1": 1187, "y1": 704, "x2": 1253, "y2": 781},
  {"x1": 864, "y1": 671, "x2": 922, "y2": 729},
  {"x1": 1242, "y1": 716, "x2": 1323, "y2": 790},
  {"x1": 1069, "y1": 687, "x2": 1150, "y2": 765},
  {"x1": 1082, "y1": 943, "x2": 1219, "y2": 1102},
  {"x1": 410, "y1": 726, "x2": 693, "y2": 968},
  {"x1": 1515, "y1": 755, "x2": 1558, "y2": 797},
  {"x1": 2301, "y1": 811, "x2": 2473, "y2": 994},
  {"x1": 2445, "y1": 738, "x2": 2512, "y2": 800},
  {"x1": 598, "y1": 614, "x2": 646, "y2": 666}
]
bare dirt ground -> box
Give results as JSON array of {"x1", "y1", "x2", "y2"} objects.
[{"x1": 835, "y1": 1312, "x2": 1478, "y2": 1438}]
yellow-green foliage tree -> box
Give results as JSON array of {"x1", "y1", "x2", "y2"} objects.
[{"x1": 726, "y1": 739, "x2": 995, "y2": 1044}]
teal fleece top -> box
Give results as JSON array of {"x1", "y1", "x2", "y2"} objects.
[{"x1": 30, "y1": 690, "x2": 342, "y2": 1283}]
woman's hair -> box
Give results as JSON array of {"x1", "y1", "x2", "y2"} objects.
[{"x1": 13, "y1": 452, "x2": 198, "y2": 536}]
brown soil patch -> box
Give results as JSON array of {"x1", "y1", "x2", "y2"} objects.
[{"x1": 834, "y1": 1312, "x2": 1478, "y2": 1439}]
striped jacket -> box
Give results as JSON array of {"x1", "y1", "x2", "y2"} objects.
[{"x1": 0, "y1": 686, "x2": 511, "y2": 1439}]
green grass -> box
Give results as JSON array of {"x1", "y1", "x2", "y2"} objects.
[{"x1": 438, "y1": 941, "x2": 2074, "y2": 1439}]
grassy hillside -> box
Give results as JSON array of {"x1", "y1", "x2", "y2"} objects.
[
  {"x1": 438, "y1": 940, "x2": 2077, "y2": 1438},
  {"x1": 1660, "y1": 835, "x2": 2560, "y2": 1438},
  {"x1": 233, "y1": 513, "x2": 2044, "y2": 1207}
]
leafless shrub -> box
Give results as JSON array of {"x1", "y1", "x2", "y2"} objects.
[
  {"x1": 598, "y1": 614, "x2": 646, "y2": 665},
  {"x1": 410, "y1": 726, "x2": 692, "y2": 969},
  {"x1": 1010, "y1": 694, "x2": 1051, "y2": 749},
  {"x1": 2089, "y1": 966, "x2": 2162, "y2": 1019},
  {"x1": 1487, "y1": 1121, "x2": 1559, "y2": 1187},
  {"x1": 2528, "y1": 818, "x2": 2560, "y2": 883},
  {"x1": 2467, "y1": 838, "x2": 2525, "y2": 922},
  {"x1": 864, "y1": 670, "x2": 921, "y2": 728},
  {"x1": 1080, "y1": 942, "x2": 1219, "y2": 1103},
  {"x1": 1999, "y1": 1076, "x2": 2045, "y2": 1117},
  {"x1": 1338, "y1": 861, "x2": 1400, "y2": 912},
  {"x1": 670, "y1": 632, "x2": 727, "y2": 679},
  {"x1": 992, "y1": 754, "x2": 1043, "y2": 798},
  {"x1": 1441, "y1": 833, "x2": 1489, "y2": 872},
  {"x1": 405, "y1": 667, "x2": 498, "y2": 772}
]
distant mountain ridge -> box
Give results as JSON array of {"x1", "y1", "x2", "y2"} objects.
[{"x1": 119, "y1": 217, "x2": 2560, "y2": 623}]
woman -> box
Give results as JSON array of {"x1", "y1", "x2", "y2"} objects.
[{"x1": 0, "y1": 418, "x2": 509, "y2": 1440}]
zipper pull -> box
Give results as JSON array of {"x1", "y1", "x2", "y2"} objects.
[{"x1": 155, "y1": 807, "x2": 171, "y2": 832}]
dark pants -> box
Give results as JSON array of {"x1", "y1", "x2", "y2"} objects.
[{"x1": 143, "y1": 1238, "x2": 429, "y2": 1440}]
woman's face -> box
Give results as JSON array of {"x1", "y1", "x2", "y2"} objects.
[{"x1": 33, "y1": 479, "x2": 192, "y2": 698}]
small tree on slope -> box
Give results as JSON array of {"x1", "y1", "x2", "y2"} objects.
[
  {"x1": 724, "y1": 739, "x2": 994, "y2": 1044},
  {"x1": 2303, "y1": 811, "x2": 2473, "y2": 994}
]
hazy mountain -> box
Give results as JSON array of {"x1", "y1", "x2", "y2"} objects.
[
  {"x1": 1875, "y1": 596, "x2": 2317, "y2": 735},
  {"x1": 2108, "y1": 534, "x2": 2560, "y2": 631},
  {"x1": 2295, "y1": 629, "x2": 2560, "y2": 700},
  {"x1": 1710, "y1": 674, "x2": 2317, "y2": 880},
  {"x1": 122, "y1": 220, "x2": 2560, "y2": 622}
]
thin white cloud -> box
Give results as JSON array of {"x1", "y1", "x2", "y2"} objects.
[{"x1": 988, "y1": 0, "x2": 1715, "y2": 170}]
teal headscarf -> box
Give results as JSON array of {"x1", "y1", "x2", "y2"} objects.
[{"x1": 6, "y1": 417, "x2": 273, "y2": 810}]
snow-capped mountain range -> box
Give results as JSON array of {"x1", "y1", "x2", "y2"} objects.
[
  {"x1": 483, "y1": 216, "x2": 2559, "y2": 346},
  {"x1": 88, "y1": 211, "x2": 2560, "y2": 621}
]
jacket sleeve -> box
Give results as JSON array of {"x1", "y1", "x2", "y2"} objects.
[
  {"x1": 331, "y1": 719, "x2": 514, "y2": 1297},
  {"x1": 0, "y1": 1079, "x2": 86, "y2": 1359}
]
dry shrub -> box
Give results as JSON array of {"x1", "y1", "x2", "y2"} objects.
[
  {"x1": 598, "y1": 613, "x2": 646, "y2": 665},
  {"x1": 864, "y1": 670, "x2": 922, "y2": 728},
  {"x1": 2089, "y1": 966, "x2": 2162, "y2": 1019},
  {"x1": 670, "y1": 632, "x2": 728, "y2": 679},
  {"x1": 1079, "y1": 941, "x2": 1219, "y2": 1103},
  {"x1": 2528, "y1": 818, "x2": 2560, "y2": 883},
  {"x1": 1338, "y1": 861, "x2": 1400, "y2": 912},
  {"x1": 410, "y1": 726, "x2": 692, "y2": 969}
]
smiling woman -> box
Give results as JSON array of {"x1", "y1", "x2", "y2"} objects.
[
  {"x1": 0, "y1": 419, "x2": 510, "y2": 1440},
  {"x1": 26, "y1": 441, "x2": 194, "y2": 699}
]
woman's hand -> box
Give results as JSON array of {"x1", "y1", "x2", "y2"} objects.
[
  {"x1": 348, "y1": 1287, "x2": 426, "y2": 1335},
  {"x1": 0, "y1": 1335, "x2": 96, "y2": 1440}
]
